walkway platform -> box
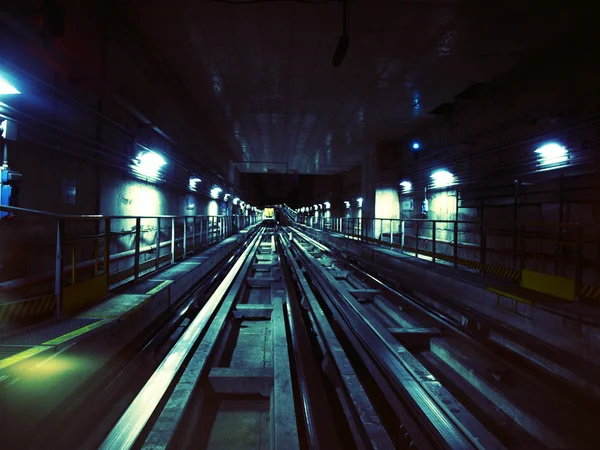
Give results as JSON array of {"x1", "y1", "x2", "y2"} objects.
[{"x1": 0, "y1": 225, "x2": 257, "y2": 446}]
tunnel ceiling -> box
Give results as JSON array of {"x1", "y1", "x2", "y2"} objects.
[{"x1": 123, "y1": 0, "x2": 584, "y2": 175}]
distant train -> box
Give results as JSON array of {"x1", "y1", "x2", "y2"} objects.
[{"x1": 262, "y1": 207, "x2": 277, "y2": 226}]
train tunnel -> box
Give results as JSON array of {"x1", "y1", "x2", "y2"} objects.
[{"x1": 0, "y1": 1, "x2": 599, "y2": 449}]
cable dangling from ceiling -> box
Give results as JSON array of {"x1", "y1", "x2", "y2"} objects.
[{"x1": 332, "y1": 0, "x2": 349, "y2": 67}]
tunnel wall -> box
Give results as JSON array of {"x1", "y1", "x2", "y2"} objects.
[{"x1": 0, "y1": 3, "x2": 243, "y2": 285}]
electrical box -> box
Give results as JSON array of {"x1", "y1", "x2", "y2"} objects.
[
  {"x1": 0, "y1": 119, "x2": 22, "y2": 219},
  {"x1": 0, "y1": 168, "x2": 22, "y2": 219}
]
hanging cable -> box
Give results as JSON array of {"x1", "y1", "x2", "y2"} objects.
[
  {"x1": 212, "y1": 0, "x2": 336, "y2": 4},
  {"x1": 332, "y1": 0, "x2": 349, "y2": 66}
]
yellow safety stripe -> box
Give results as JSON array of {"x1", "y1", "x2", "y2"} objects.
[{"x1": 0, "y1": 295, "x2": 56, "y2": 322}]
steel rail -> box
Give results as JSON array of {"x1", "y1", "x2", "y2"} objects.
[
  {"x1": 279, "y1": 232, "x2": 394, "y2": 450},
  {"x1": 291, "y1": 230, "x2": 504, "y2": 450},
  {"x1": 140, "y1": 228, "x2": 271, "y2": 448},
  {"x1": 99, "y1": 228, "x2": 265, "y2": 450}
]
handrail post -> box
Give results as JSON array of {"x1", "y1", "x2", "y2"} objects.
[
  {"x1": 453, "y1": 220, "x2": 458, "y2": 268},
  {"x1": 104, "y1": 218, "x2": 111, "y2": 285},
  {"x1": 54, "y1": 218, "x2": 65, "y2": 318},
  {"x1": 200, "y1": 217, "x2": 204, "y2": 246},
  {"x1": 94, "y1": 238, "x2": 99, "y2": 276},
  {"x1": 432, "y1": 221, "x2": 436, "y2": 263},
  {"x1": 192, "y1": 216, "x2": 196, "y2": 252},
  {"x1": 156, "y1": 218, "x2": 161, "y2": 271},
  {"x1": 401, "y1": 220, "x2": 405, "y2": 251},
  {"x1": 183, "y1": 216, "x2": 188, "y2": 257},
  {"x1": 575, "y1": 225, "x2": 583, "y2": 302},
  {"x1": 415, "y1": 221, "x2": 420, "y2": 258},
  {"x1": 480, "y1": 221, "x2": 486, "y2": 274},
  {"x1": 171, "y1": 217, "x2": 176, "y2": 264},
  {"x1": 520, "y1": 223, "x2": 526, "y2": 272},
  {"x1": 134, "y1": 217, "x2": 141, "y2": 280},
  {"x1": 71, "y1": 243, "x2": 76, "y2": 284}
]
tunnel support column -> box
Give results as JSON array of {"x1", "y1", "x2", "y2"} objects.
[{"x1": 360, "y1": 148, "x2": 377, "y2": 240}]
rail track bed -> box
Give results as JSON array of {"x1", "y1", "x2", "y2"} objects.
[
  {"x1": 288, "y1": 226, "x2": 599, "y2": 450},
  {"x1": 22, "y1": 227, "x2": 599, "y2": 450}
]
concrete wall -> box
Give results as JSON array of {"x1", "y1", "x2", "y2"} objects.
[
  {"x1": 0, "y1": 3, "x2": 244, "y2": 285},
  {"x1": 330, "y1": 28, "x2": 600, "y2": 286}
]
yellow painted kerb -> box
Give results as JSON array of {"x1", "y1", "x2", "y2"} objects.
[{"x1": 0, "y1": 319, "x2": 111, "y2": 371}]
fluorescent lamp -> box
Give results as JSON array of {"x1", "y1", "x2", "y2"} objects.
[
  {"x1": 431, "y1": 170, "x2": 454, "y2": 188},
  {"x1": 233, "y1": 197, "x2": 239, "y2": 205},
  {"x1": 189, "y1": 177, "x2": 201, "y2": 191},
  {"x1": 224, "y1": 193, "x2": 231, "y2": 202},
  {"x1": 356, "y1": 197, "x2": 363, "y2": 208},
  {"x1": 400, "y1": 180, "x2": 412, "y2": 193},
  {"x1": 324, "y1": 201, "x2": 331, "y2": 209},
  {"x1": 132, "y1": 150, "x2": 167, "y2": 180},
  {"x1": 0, "y1": 74, "x2": 20, "y2": 95},
  {"x1": 344, "y1": 201, "x2": 350, "y2": 208},
  {"x1": 535, "y1": 143, "x2": 568, "y2": 167}
]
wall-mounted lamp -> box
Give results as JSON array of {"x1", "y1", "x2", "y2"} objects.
[
  {"x1": 0, "y1": 74, "x2": 20, "y2": 95},
  {"x1": 535, "y1": 142, "x2": 568, "y2": 168},
  {"x1": 210, "y1": 186, "x2": 222, "y2": 199},
  {"x1": 189, "y1": 176, "x2": 201, "y2": 191},
  {"x1": 430, "y1": 170, "x2": 455, "y2": 188},
  {"x1": 131, "y1": 150, "x2": 167, "y2": 181},
  {"x1": 399, "y1": 180, "x2": 412, "y2": 193}
]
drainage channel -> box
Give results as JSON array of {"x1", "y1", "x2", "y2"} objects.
[{"x1": 289, "y1": 226, "x2": 599, "y2": 449}]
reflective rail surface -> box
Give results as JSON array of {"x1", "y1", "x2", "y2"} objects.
[
  {"x1": 101, "y1": 230, "x2": 265, "y2": 450},
  {"x1": 288, "y1": 225, "x2": 599, "y2": 449}
]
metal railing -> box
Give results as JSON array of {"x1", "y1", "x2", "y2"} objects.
[
  {"x1": 301, "y1": 215, "x2": 597, "y2": 302},
  {"x1": 0, "y1": 205, "x2": 259, "y2": 318}
]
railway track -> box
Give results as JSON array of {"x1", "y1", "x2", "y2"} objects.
[
  {"x1": 288, "y1": 226, "x2": 599, "y2": 449},
  {"x1": 24, "y1": 226, "x2": 599, "y2": 449}
]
